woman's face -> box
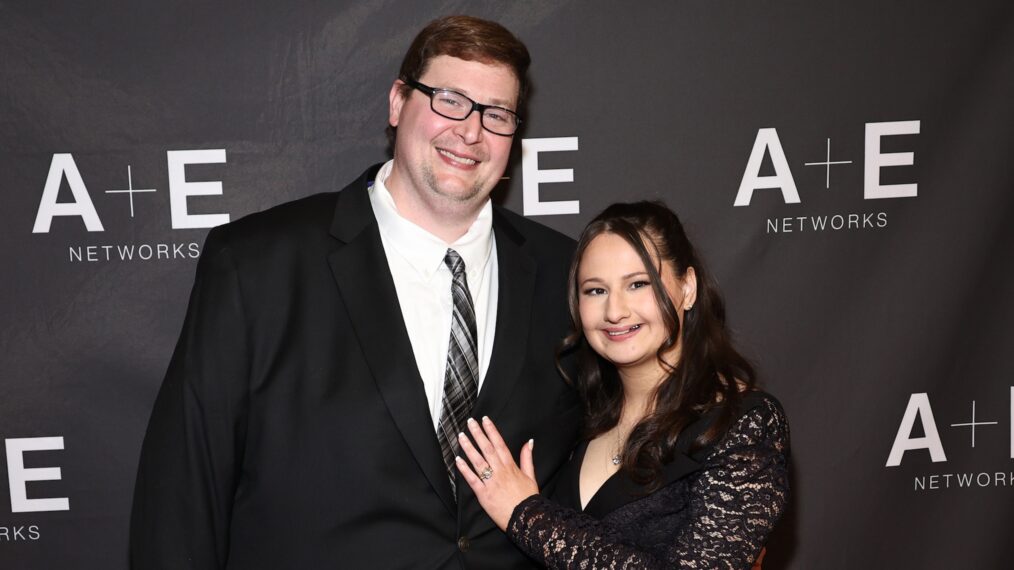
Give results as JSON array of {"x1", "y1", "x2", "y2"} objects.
[{"x1": 577, "y1": 232, "x2": 697, "y2": 380}]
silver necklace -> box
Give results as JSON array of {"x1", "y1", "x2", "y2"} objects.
[{"x1": 611, "y1": 427, "x2": 622, "y2": 466}]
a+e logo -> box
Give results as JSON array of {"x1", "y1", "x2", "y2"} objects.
[{"x1": 734, "y1": 120, "x2": 920, "y2": 206}]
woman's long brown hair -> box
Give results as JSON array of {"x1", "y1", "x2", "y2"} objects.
[{"x1": 557, "y1": 201, "x2": 756, "y2": 491}]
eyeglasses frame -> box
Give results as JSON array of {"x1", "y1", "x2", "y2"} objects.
[{"x1": 401, "y1": 77, "x2": 522, "y2": 137}]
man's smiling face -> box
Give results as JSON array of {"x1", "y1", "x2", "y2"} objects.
[{"x1": 387, "y1": 55, "x2": 519, "y2": 216}]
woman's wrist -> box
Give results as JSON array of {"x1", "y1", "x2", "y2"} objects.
[{"x1": 506, "y1": 493, "x2": 543, "y2": 539}]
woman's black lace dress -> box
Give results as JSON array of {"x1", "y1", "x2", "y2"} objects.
[{"x1": 506, "y1": 391, "x2": 789, "y2": 569}]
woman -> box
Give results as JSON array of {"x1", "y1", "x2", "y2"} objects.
[{"x1": 455, "y1": 201, "x2": 789, "y2": 569}]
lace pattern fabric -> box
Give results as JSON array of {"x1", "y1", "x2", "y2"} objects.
[{"x1": 506, "y1": 394, "x2": 789, "y2": 569}]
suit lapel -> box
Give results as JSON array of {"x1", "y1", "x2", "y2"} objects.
[
  {"x1": 456, "y1": 208, "x2": 536, "y2": 525},
  {"x1": 326, "y1": 167, "x2": 456, "y2": 515},
  {"x1": 473, "y1": 208, "x2": 536, "y2": 423}
]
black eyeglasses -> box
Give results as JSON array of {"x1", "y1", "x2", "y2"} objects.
[{"x1": 403, "y1": 77, "x2": 522, "y2": 136}]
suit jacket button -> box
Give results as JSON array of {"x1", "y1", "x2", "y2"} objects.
[{"x1": 457, "y1": 536, "x2": 470, "y2": 552}]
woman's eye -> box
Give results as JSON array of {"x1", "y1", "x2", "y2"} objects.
[
  {"x1": 582, "y1": 287, "x2": 606, "y2": 296},
  {"x1": 630, "y1": 280, "x2": 650, "y2": 290}
]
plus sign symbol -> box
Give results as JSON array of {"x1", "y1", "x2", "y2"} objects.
[
  {"x1": 950, "y1": 400, "x2": 999, "y2": 448},
  {"x1": 803, "y1": 138, "x2": 853, "y2": 190},
  {"x1": 104, "y1": 165, "x2": 157, "y2": 218}
]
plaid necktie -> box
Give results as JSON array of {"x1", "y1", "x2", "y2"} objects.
[{"x1": 436, "y1": 248, "x2": 479, "y2": 497}]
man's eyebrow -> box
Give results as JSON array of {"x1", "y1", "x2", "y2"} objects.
[
  {"x1": 484, "y1": 96, "x2": 515, "y2": 108},
  {"x1": 444, "y1": 85, "x2": 516, "y2": 109}
]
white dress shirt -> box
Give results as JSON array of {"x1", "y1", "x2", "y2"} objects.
[{"x1": 369, "y1": 160, "x2": 499, "y2": 430}]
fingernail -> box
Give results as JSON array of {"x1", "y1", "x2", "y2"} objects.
[
  {"x1": 528, "y1": 438, "x2": 535, "y2": 450},
  {"x1": 458, "y1": 432, "x2": 466, "y2": 439},
  {"x1": 454, "y1": 456, "x2": 463, "y2": 463},
  {"x1": 482, "y1": 415, "x2": 490, "y2": 423},
  {"x1": 467, "y1": 417, "x2": 477, "y2": 425}
]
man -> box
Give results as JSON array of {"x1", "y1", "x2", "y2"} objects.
[{"x1": 130, "y1": 15, "x2": 581, "y2": 569}]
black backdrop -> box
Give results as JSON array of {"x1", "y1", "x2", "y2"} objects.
[{"x1": 3, "y1": 2, "x2": 1013, "y2": 568}]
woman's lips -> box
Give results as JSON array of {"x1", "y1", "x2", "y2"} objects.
[{"x1": 602, "y1": 324, "x2": 642, "y2": 341}]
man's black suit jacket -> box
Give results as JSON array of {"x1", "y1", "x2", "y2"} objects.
[{"x1": 129, "y1": 165, "x2": 582, "y2": 569}]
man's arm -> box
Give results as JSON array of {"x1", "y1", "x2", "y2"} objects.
[{"x1": 130, "y1": 228, "x2": 250, "y2": 569}]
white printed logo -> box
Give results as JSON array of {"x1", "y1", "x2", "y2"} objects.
[
  {"x1": 885, "y1": 389, "x2": 1014, "y2": 492},
  {"x1": 733, "y1": 121, "x2": 920, "y2": 235},
  {"x1": 30, "y1": 149, "x2": 230, "y2": 263}
]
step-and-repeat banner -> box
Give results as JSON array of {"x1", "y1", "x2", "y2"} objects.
[{"x1": 3, "y1": 2, "x2": 1012, "y2": 568}]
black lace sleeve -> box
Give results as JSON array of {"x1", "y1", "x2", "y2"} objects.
[
  {"x1": 508, "y1": 494, "x2": 654, "y2": 568},
  {"x1": 506, "y1": 397, "x2": 790, "y2": 569}
]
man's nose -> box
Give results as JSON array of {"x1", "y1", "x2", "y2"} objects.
[{"x1": 453, "y1": 110, "x2": 484, "y2": 144}]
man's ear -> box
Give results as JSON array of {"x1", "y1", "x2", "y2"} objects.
[{"x1": 389, "y1": 80, "x2": 406, "y2": 127}]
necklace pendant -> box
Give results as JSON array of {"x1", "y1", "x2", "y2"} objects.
[{"x1": 611, "y1": 454, "x2": 621, "y2": 466}]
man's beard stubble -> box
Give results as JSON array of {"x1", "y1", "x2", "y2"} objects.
[{"x1": 422, "y1": 162, "x2": 487, "y2": 205}]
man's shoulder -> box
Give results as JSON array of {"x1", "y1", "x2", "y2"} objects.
[
  {"x1": 236, "y1": 191, "x2": 340, "y2": 233},
  {"x1": 203, "y1": 166, "x2": 377, "y2": 257},
  {"x1": 206, "y1": 192, "x2": 339, "y2": 255},
  {"x1": 492, "y1": 204, "x2": 575, "y2": 259}
]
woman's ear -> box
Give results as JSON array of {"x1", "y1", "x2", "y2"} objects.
[{"x1": 682, "y1": 267, "x2": 698, "y2": 310}]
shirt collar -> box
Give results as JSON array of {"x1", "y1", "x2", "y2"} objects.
[{"x1": 369, "y1": 160, "x2": 494, "y2": 280}]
